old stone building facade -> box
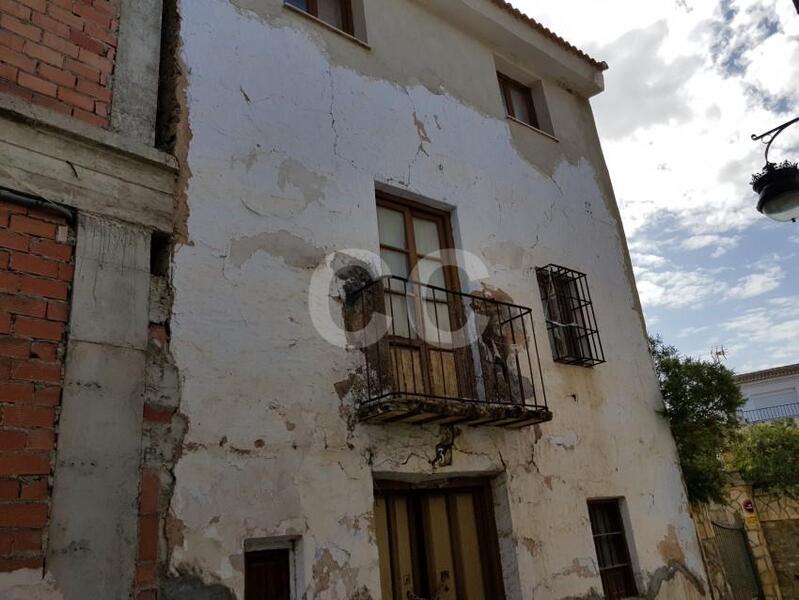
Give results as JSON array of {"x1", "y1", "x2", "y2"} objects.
[{"x1": 0, "y1": 0, "x2": 712, "y2": 599}]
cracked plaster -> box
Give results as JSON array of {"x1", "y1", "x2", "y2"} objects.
[{"x1": 165, "y1": 0, "x2": 708, "y2": 597}]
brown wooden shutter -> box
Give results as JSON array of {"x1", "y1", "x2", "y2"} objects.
[{"x1": 245, "y1": 549, "x2": 291, "y2": 600}]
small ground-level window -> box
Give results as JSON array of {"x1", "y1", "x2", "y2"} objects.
[
  {"x1": 245, "y1": 548, "x2": 291, "y2": 600},
  {"x1": 587, "y1": 499, "x2": 638, "y2": 599},
  {"x1": 497, "y1": 72, "x2": 539, "y2": 129},
  {"x1": 285, "y1": 0, "x2": 354, "y2": 35}
]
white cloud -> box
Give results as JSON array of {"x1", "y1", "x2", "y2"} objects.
[
  {"x1": 721, "y1": 295, "x2": 799, "y2": 370},
  {"x1": 630, "y1": 252, "x2": 668, "y2": 269},
  {"x1": 677, "y1": 325, "x2": 712, "y2": 338},
  {"x1": 726, "y1": 265, "x2": 784, "y2": 299},
  {"x1": 681, "y1": 234, "x2": 740, "y2": 256},
  {"x1": 636, "y1": 268, "x2": 726, "y2": 309},
  {"x1": 516, "y1": 0, "x2": 799, "y2": 239},
  {"x1": 584, "y1": 21, "x2": 702, "y2": 139}
]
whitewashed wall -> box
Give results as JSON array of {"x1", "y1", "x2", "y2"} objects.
[
  {"x1": 168, "y1": 0, "x2": 708, "y2": 597},
  {"x1": 739, "y1": 373, "x2": 799, "y2": 413}
]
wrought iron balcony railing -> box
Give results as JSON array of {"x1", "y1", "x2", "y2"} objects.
[
  {"x1": 740, "y1": 402, "x2": 799, "y2": 423},
  {"x1": 347, "y1": 276, "x2": 551, "y2": 428}
]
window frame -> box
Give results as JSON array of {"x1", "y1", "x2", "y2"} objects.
[
  {"x1": 376, "y1": 192, "x2": 459, "y2": 294},
  {"x1": 497, "y1": 72, "x2": 540, "y2": 130},
  {"x1": 587, "y1": 499, "x2": 639, "y2": 599},
  {"x1": 375, "y1": 191, "x2": 474, "y2": 401},
  {"x1": 286, "y1": 0, "x2": 354, "y2": 36}
]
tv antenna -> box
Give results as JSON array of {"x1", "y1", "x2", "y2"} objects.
[{"x1": 711, "y1": 345, "x2": 728, "y2": 363}]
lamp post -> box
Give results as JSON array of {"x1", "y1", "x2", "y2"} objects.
[{"x1": 750, "y1": 117, "x2": 799, "y2": 222}]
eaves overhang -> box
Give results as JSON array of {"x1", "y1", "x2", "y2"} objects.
[
  {"x1": 735, "y1": 363, "x2": 799, "y2": 385},
  {"x1": 414, "y1": 0, "x2": 607, "y2": 98}
]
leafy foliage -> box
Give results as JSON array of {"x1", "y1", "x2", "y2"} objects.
[
  {"x1": 649, "y1": 336, "x2": 745, "y2": 503},
  {"x1": 731, "y1": 420, "x2": 799, "y2": 497}
]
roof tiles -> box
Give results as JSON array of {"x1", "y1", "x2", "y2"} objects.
[{"x1": 491, "y1": 0, "x2": 608, "y2": 71}]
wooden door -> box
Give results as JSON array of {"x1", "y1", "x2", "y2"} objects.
[{"x1": 374, "y1": 483, "x2": 505, "y2": 600}]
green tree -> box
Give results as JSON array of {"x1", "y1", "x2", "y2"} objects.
[
  {"x1": 731, "y1": 420, "x2": 799, "y2": 497},
  {"x1": 649, "y1": 336, "x2": 745, "y2": 503}
]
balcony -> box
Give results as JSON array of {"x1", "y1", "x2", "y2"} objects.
[
  {"x1": 347, "y1": 276, "x2": 551, "y2": 428},
  {"x1": 740, "y1": 402, "x2": 799, "y2": 423}
]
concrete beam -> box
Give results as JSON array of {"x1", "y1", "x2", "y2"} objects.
[
  {"x1": 0, "y1": 95, "x2": 177, "y2": 232},
  {"x1": 111, "y1": 0, "x2": 165, "y2": 145},
  {"x1": 48, "y1": 214, "x2": 151, "y2": 600}
]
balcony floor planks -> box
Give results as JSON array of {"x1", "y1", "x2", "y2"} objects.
[{"x1": 357, "y1": 394, "x2": 553, "y2": 429}]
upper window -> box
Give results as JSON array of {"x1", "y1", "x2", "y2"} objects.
[
  {"x1": 375, "y1": 193, "x2": 470, "y2": 399},
  {"x1": 536, "y1": 264, "x2": 605, "y2": 367},
  {"x1": 587, "y1": 500, "x2": 638, "y2": 599},
  {"x1": 497, "y1": 72, "x2": 540, "y2": 129},
  {"x1": 285, "y1": 0, "x2": 354, "y2": 35}
]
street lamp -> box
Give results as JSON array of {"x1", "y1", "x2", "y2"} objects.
[{"x1": 751, "y1": 116, "x2": 799, "y2": 222}]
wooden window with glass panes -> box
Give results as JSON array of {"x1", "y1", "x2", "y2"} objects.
[
  {"x1": 376, "y1": 193, "x2": 468, "y2": 401},
  {"x1": 497, "y1": 72, "x2": 540, "y2": 129}
]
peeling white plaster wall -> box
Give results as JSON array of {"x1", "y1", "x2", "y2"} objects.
[
  {"x1": 0, "y1": 570, "x2": 64, "y2": 600},
  {"x1": 168, "y1": 0, "x2": 708, "y2": 598}
]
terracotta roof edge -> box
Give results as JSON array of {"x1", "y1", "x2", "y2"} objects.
[
  {"x1": 490, "y1": 0, "x2": 608, "y2": 71},
  {"x1": 735, "y1": 363, "x2": 799, "y2": 384}
]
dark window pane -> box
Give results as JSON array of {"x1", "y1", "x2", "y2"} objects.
[
  {"x1": 509, "y1": 84, "x2": 533, "y2": 125},
  {"x1": 317, "y1": 0, "x2": 344, "y2": 29},
  {"x1": 285, "y1": 0, "x2": 307, "y2": 9},
  {"x1": 588, "y1": 501, "x2": 637, "y2": 598},
  {"x1": 499, "y1": 83, "x2": 511, "y2": 116}
]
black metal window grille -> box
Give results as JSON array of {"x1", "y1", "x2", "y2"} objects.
[
  {"x1": 588, "y1": 500, "x2": 638, "y2": 599},
  {"x1": 536, "y1": 264, "x2": 605, "y2": 367},
  {"x1": 349, "y1": 275, "x2": 551, "y2": 427}
]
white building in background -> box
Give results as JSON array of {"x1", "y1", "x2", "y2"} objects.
[{"x1": 736, "y1": 363, "x2": 799, "y2": 423}]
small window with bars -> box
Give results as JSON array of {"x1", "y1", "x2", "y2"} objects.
[
  {"x1": 587, "y1": 499, "x2": 638, "y2": 599},
  {"x1": 536, "y1": 264, "x2": 605, "y2": 367}
]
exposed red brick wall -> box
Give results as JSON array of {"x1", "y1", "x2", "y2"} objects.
[
  {"x1": 134, "y1": 319, "x2": 179, "y2": 600},
  {"x1": 135, "y1": 465, "x2": 160, "y2": 600},
  {"x1": 0, "y1": 199, "x2": 73, "y2": 572},
  {"x1": 0, "y1": 0, "x2": 119, "y2": 127}
]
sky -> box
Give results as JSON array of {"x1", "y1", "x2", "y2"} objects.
[{"x1": 515, "y1": 0, "x2": 799, "y2": 373}]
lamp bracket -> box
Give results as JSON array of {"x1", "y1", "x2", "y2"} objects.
[{"x1": 751, "y1": 116, "x2": 799, "y2": 165}]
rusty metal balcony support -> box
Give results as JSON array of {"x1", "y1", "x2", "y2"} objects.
[{"x1": 347, "y1": 276, "x2": 551, "y2": 428}]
